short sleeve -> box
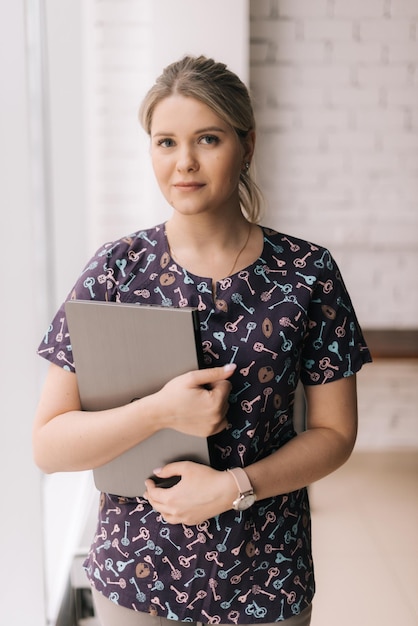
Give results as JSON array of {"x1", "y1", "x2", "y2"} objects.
[
  {"x1": 300, "y1": 250, "x2": 372, "y2": 385},
  {"x1": 37, "y1": 241, "x2": 121, "y2": 372}
]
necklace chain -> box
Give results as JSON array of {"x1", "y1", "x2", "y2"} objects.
[
  {"x1": 168, "y1": 222, "x2": 252, "y2": 279},
  {"x1": 226, "y1": 222, "x2": 252, "y2": 277}
]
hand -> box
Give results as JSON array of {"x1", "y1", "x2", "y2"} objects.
[
  {"x1": 155, "y1": 363, "x2": 236, "y2": 438},
  {"x1": 143, "y1": 461, "x2": 235, "y2": 526}
]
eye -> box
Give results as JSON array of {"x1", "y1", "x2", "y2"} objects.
[
  {"x1": 156, "y1": 138, "x2": 175, "y2": 148},
  {"x1": 199, "y1": 134, "x2": 220, "y2": 146}
]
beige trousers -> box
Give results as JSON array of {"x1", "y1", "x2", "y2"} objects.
[{"x1": 91, "y1": 588, "x2": 312, "y2": 626}]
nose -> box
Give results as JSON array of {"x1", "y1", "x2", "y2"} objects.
[{"x1": 176, "y1": 144, "x2": 199, "y2": 172}]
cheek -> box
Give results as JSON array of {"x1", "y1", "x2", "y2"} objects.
[
  {"x1": 213, "y1": 156, "x2": 241, "y2": 186},
  {"x1": 225, "y1": 161, "x2": 243, "y2": 188},
  {"x1": 151, "y1": 157, "x2": 170, "y2": 186}
]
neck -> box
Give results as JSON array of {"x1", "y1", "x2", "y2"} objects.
[
  {"x1": 166, "y1": 213, "x2": 250, "y2": 253},
  {"x1": 165, "y1": 215, "x2": 261, "y2": 283}
]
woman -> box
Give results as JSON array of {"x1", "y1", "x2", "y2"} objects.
[{"x1": 33, "y1": 55, "x2": 372, "y2": 626}]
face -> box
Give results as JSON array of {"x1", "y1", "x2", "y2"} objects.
[{"x1": 149, "y1": 95, "x2": 253, "y2": 218}]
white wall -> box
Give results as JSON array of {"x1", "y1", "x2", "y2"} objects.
[
  {"x1": 249, "y1": 0, "x2": 418, "y2": 329},
  {"x1": 85, "y1": 0, "x2": 249, "y2": 248},
  {"x1": 249, "y1": 0, "x2": 418, "y2": 449},
  {"x1": 85, "y1": 0, "x2": 418, "y2": 452},
  {"x1": 87, "y1": 0, "x2": 418, "y2": 330},
  {"x1": 248, "y1": 0, "x2": 418, "y2": 448},
  {"x1": 0, "y1": 0, "x2": 46, "y2": 623},
  {"x1": 44, "y1": 0, "x2": 89, "y2": 305},
  {"x1": 36, "y1": 3, "x2": 99, "y2": 622},
  {"x1": 356, "y1": 359, "x2": 418, "y2": 448},
  {"x1": 150, "y1": 0, "x2": 249, "y2": 80}
]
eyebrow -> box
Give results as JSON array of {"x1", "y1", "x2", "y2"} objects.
[{"x1": 152, "y1": 126, "x2": 227, "y2": 138}]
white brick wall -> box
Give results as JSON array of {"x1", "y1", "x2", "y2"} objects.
[
  {"x1": 85, "y1": 0, "x2": 417, "y2": 448},
  {"x1": 86, "y1": 0, "x2": 249, "y2": 247},
  {"x1": 248, "y1": 0, "x2": 418, "y2": 450},
  {"x1": 250, "y1": 0, "x2": 418, "y2": 329},
  {"x1": 85, "y1": 0, "x2": 154, "y2": 246},
  {"x1": 356, "y1": 359, "x2": 418, "y2": 449},
  {"x1": 87, "y1": 0, "x2": 418, "y2": 329}
]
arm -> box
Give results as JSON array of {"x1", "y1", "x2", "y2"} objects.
[
  {"x1": 246, "y1": 374, "x2": 358, "y2": 499},
  {"x1": 32, "y1": 362, "x2": 235, "y2": 474},
  {"x1": 144, "y1": 375, "x2": 358, "y2": 525}
]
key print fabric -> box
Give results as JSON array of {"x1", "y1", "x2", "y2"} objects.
[{"x1": 38, "y1": 225, "x2": 371, "y2": 622}]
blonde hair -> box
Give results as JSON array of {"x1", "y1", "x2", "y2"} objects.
[{"x1": 139, "y1": 55, "x2": 263, "y2": 223}]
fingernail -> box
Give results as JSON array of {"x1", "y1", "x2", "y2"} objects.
[{"x1": 224, "y1": 363, "x2": 237, "y2": 372}]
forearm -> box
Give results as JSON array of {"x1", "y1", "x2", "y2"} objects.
[
  {"x1": 33, "y1": 362, "x2": 234, "y2": 475},
  {"x1": 143, "y1": 427, "x2": 356, "y2": 526},
  {"x1": 245, "y1": 425, "x2": 356, "y2": 501},
  {"x1": 245, "y1": 376, "x2": 359, "y2": 501},
  {"x1": 33, "y1": 393, "x2": 160, "y2": 474}
]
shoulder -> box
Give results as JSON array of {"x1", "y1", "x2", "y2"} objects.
[
  {"x1": 94, "y1": 223, "x2": 165, "y2": 260},
  {"x1": 92, "y1": 223, "x2": 167, "y2": 275},
  {"x1": 260, "y1": 226, "x2": 329, "y2": 259},
  {"x1": 69, "y1": 223, "x2": 166, "y2": 301}
]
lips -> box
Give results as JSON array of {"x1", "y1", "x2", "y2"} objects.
[{"x1": 173, "y1": 182, "x2": 205, "y2": 190}]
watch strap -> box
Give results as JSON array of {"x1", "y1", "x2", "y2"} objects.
[{"x1": 227, "y1": 467, "x2": 253, "y2": 496}]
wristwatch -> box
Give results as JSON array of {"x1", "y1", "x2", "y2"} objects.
[{"x1": 227, "y1": 467, "x2": 256, "y2": 511}]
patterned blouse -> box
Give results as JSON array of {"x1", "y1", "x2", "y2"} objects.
[{"x1": 38, "y1": 224, "x2": 372, "y2": 623}]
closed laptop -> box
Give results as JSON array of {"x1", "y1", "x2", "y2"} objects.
[{"x1": 65, "y1": 299, "x2": 209, "y2": 496}]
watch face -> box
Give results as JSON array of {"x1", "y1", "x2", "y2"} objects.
[{"x1": 234, "y1": 493, "x2": 256, "y2": 511}]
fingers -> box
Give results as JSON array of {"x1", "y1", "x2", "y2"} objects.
[
  {"x1": 150, "y1": 463, "x2": 181, "y2": 482},
  {"x1": 158, "y1": 364, "x2": 235, "y2": 437},
  {"x1": 143, "y1": 463, "x2": 183, "y2": 500},
  {"x1": 143, "y1": 463, "x2": 232, "y2": 526},
  {"x1": 190, "y1": 363, "x2": 236, "y2": 388}
]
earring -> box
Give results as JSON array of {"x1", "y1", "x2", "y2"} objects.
[{"x1": 244, "y1": 162, "x2": 250, "y2": 172}]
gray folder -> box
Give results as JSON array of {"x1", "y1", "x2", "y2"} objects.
[{"x1": 65, "y1": 299, "x2": 209, "y2": 496}]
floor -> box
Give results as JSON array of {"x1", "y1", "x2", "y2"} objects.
[{"x1": 308, "y1": 450, "x2": 418, "y2": 626}]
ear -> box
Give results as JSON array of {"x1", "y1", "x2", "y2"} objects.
[{"x1": 242, "y1": 129, "x2": 256, "y2": 167}]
